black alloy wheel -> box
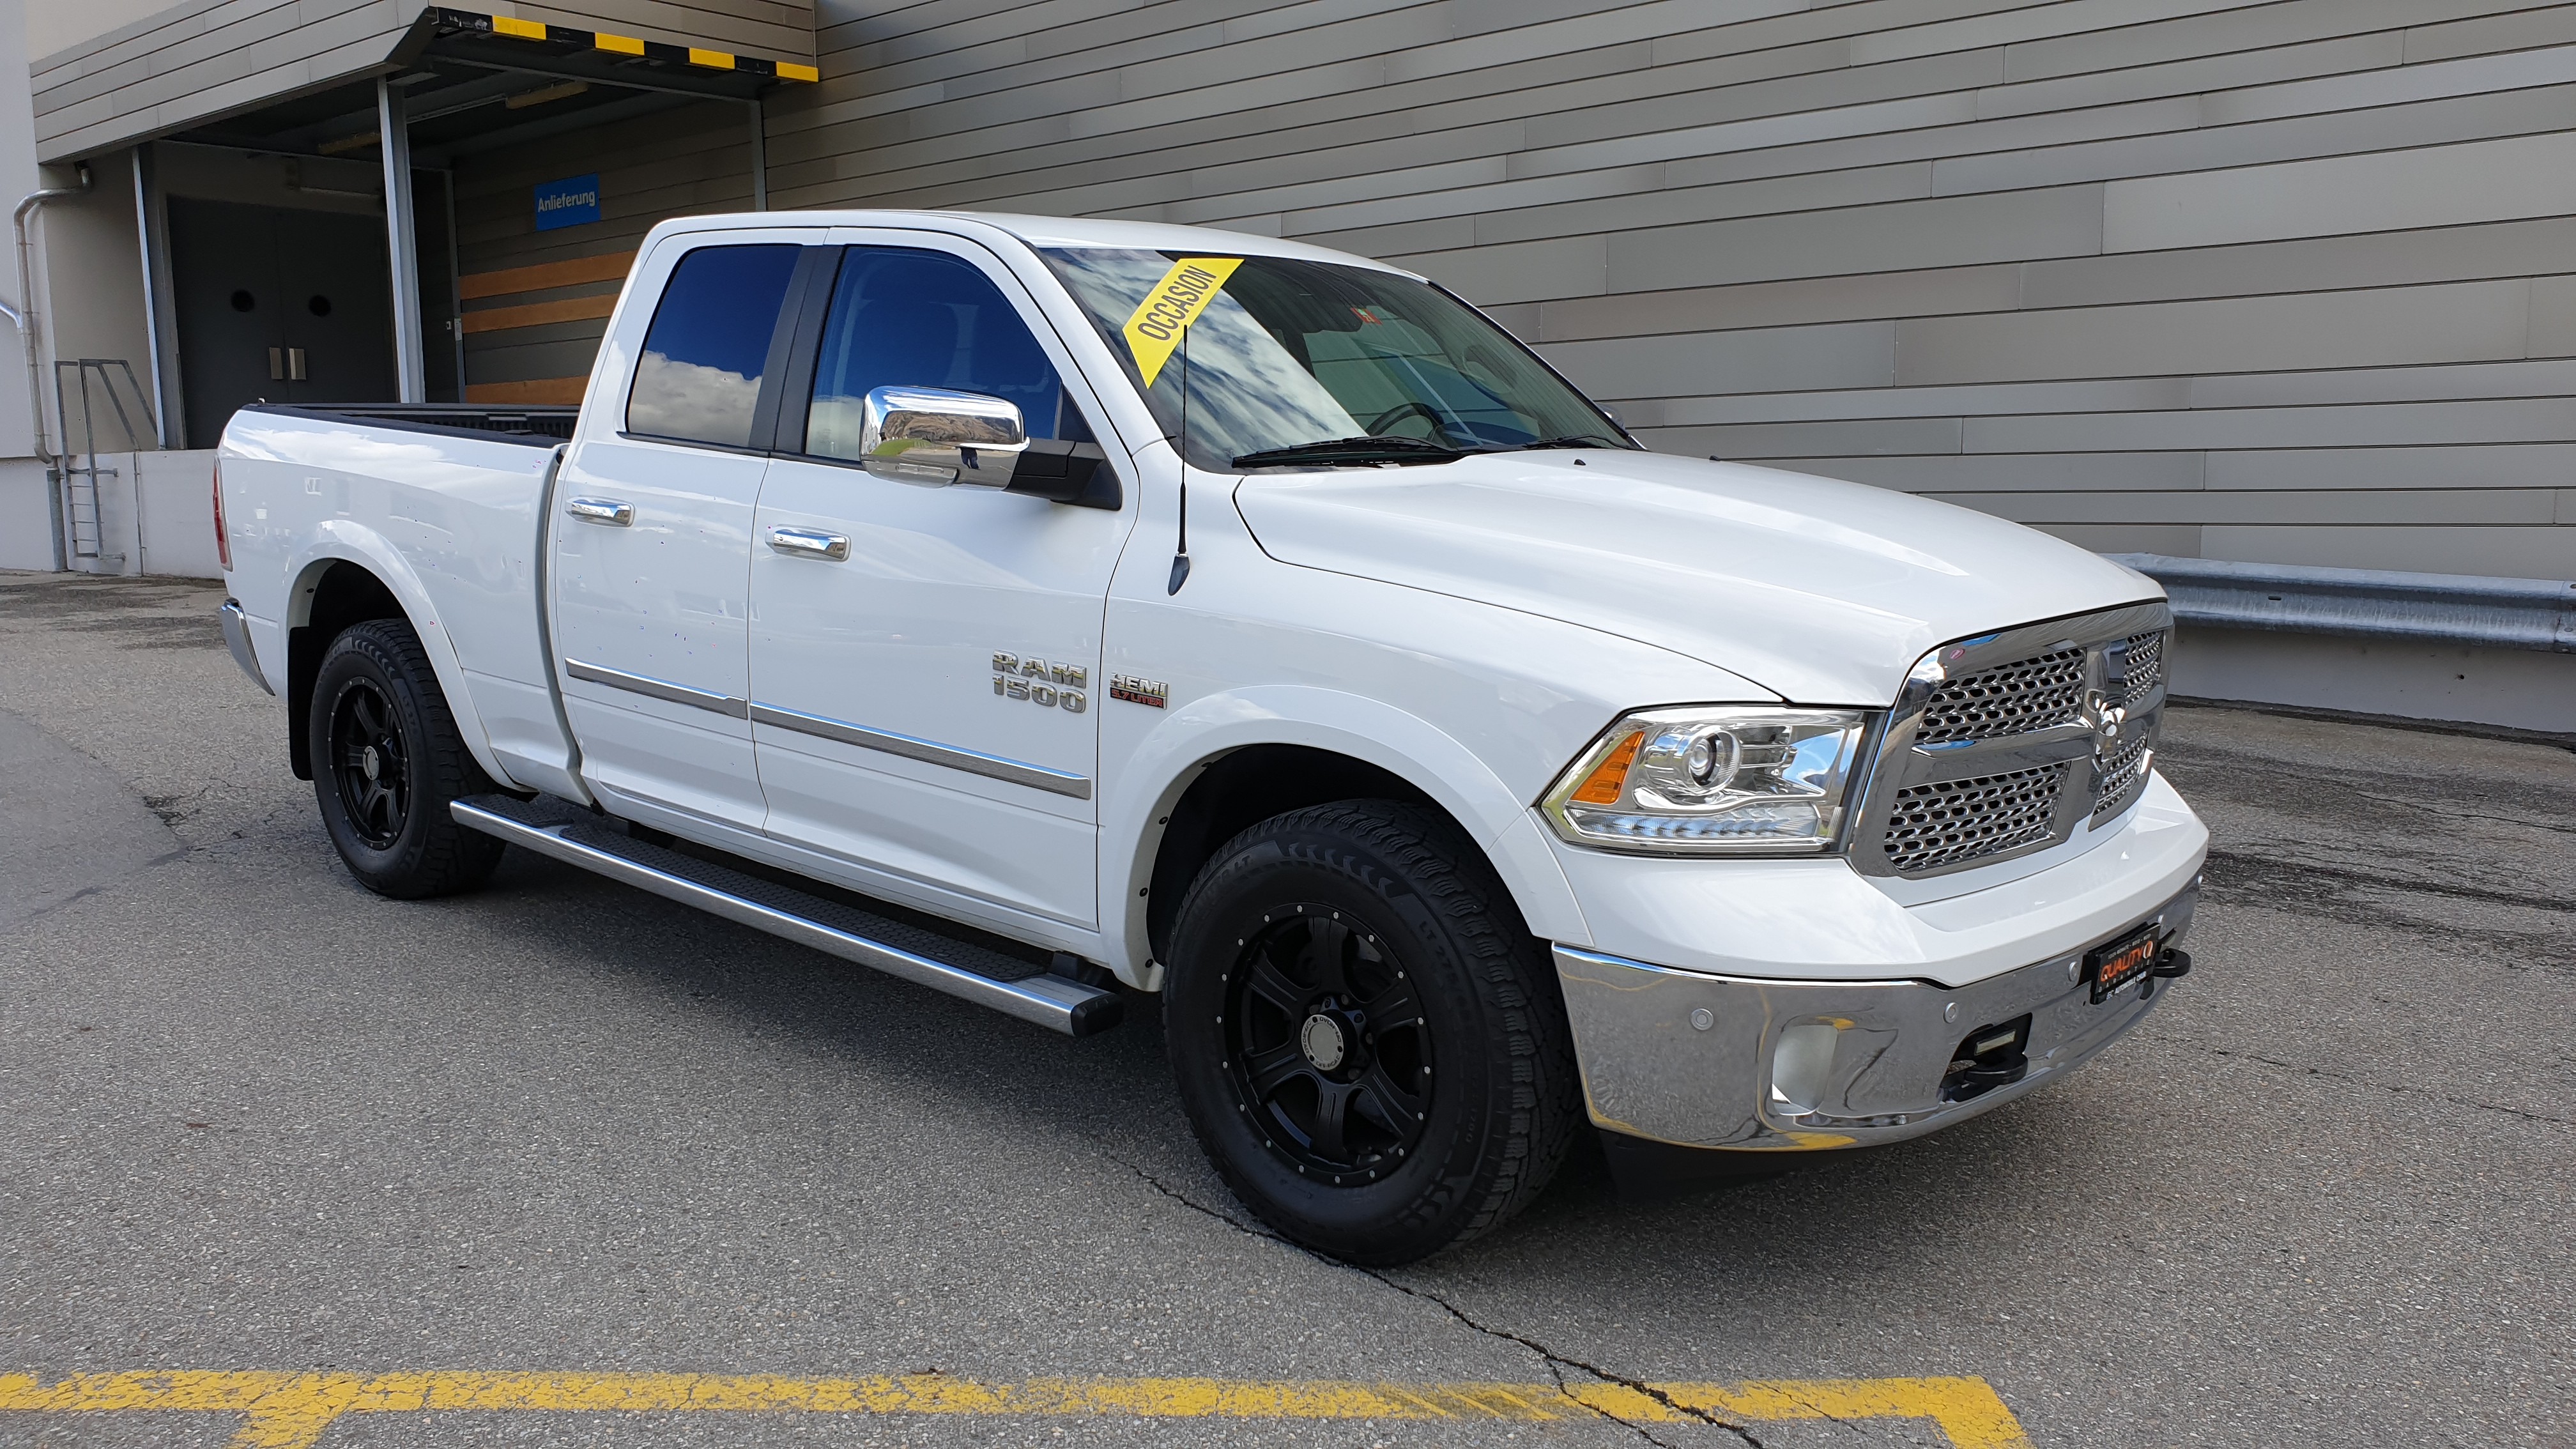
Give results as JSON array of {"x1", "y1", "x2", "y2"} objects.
[
  {"x1": 328, "y1": 677, "x2": 411, "y2": 848},
  {"x1": 1167, "y1": 800, "x2": 1581, "y2": 1264},
  {"x1": 1224, "y1": 907, "x2": 1431, "y2": 1184},
  {"x1": 307, "y1": 618, "x2": 505, "y2": 899}
]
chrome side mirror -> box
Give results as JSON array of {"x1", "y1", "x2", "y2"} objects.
[{"x1": 859, "y1": 385, "x2": 1029, "y2": 486}]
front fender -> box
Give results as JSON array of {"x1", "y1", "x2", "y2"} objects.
[
  {"x1": 1101, "y1": 684, "x2": 1590, "y2": 979},
  {"x1": 288, "y1": 524, "x2": 516, "y2": 791}
]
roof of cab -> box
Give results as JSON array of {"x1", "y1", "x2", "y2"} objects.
[{"x1": 647, "y1": 209, "x2": 1418, "y2": 277}]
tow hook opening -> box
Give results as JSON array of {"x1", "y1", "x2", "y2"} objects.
[{"x1": 1940, "y1": 1013, "x2": 2032, "y2": 1103}]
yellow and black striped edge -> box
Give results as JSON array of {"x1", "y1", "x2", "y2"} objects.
[{"x1": 434, "y1": 8, "x2": 819, "y2": 82}]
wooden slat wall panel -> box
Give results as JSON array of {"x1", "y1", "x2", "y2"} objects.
[
  {"x1": 451, "y1": 96, "x2": 761, "y2": 399},
  {"x1": 744, "y1": 0, "x2": 2576, "y2": 576}
]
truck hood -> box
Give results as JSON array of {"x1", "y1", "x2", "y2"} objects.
[{"x1": 1232, "y1": 450, "x2": 2160, "y2": 705}]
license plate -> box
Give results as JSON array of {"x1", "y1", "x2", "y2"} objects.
[{"x1": 2085, "y1": 924, "x2": 2163, "y2": 1004}]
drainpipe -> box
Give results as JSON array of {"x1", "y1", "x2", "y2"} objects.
[{"x1": 10, "y1": 162, "x2": 94, "y2": 571}]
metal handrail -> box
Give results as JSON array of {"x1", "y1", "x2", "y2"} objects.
[
  {"x1": 2107, "y1": 553, "x2": 2576, "y2": 654},
  {"x1": 51, "y1": 358, "x2": 158, "y2": 565}
]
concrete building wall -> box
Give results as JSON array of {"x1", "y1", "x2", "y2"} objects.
[{"x1": 763, "y1": 0, "x2": 2576, "y2": 583}]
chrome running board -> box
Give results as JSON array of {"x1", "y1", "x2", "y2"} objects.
[{"x1": 450, "y1": 794, "x2": 1121, "y2": 1037}]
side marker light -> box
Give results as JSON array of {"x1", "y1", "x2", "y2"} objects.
[{"x1": 1572, "y1": 731, "x2": 1641, "y2": 805}]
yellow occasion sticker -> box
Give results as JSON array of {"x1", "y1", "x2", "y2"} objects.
[{"x1": 1121, "y1": 256, "x2": 1243, "y2": 386}]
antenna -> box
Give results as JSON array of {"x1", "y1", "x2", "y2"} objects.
[{"x1": 1167, "y1": 317, "x2": 1192, "y2": 595}]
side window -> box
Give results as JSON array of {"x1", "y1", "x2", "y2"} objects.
[
  {"x1": 805, "y1": 247, "x2": 1067, "y2": 461},
  {"x1": 625, "y1": 243, "x2": 802, "y2": 447}
]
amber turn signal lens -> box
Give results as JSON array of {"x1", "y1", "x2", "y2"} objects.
[{"x1": 1572, "y1": 731, "x2": 1641, "y2": 805}]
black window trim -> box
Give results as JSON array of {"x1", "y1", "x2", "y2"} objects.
[
  {"x1": 758, "y1": 240, "x2": 1123, "y2": 511},
  {"x1": 620, "y1": 238, "x2": 818, "y2": 453},
  {"x1": 609, "y1": 238, "x2": 1126, "y2": 511}
]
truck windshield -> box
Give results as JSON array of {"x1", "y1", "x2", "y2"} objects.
[{"x1": 1039, "y1": 247, "x2": 1632, "y2": 471}]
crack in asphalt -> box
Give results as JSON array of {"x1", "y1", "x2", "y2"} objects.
[
  {"x1": 2204, "y1": 848, "x2": 2576, "y2": 919},
  {"x1": 2380, "y1": 797, "x2": 2576, "y2": 839},
  {"x1": 1107, "y1": 1154, "x2": 1764, "y2": 1446},
  {"x1": 2196, "y1": 1045, "x2": 2574, "y2": 1130}
]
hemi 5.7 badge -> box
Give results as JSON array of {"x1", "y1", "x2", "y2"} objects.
[{"x1": 1109, "y1": 673, "x2": 1169, "y2": 708}]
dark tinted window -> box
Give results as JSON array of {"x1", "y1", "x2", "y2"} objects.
[
  {"x1": 806, "y1": 247, "x2": 1066, "y2": 461},
  {"x1": 626, "y1": 243, "x2": 801, "y2": 447}
]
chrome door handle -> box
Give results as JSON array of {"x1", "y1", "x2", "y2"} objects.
[
  {"x1": 565, "y1": 497, "x2": 633, "y2": 526},
  {"x1": 768, "y1": 526, "x2": 850, "y2": 562}
]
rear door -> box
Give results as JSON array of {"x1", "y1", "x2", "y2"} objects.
[
  {"x1": 745, "y1": 232, "x2": 1137, "y2": 927},
  {"x1": 551, "y1": 231, "x2": 819, "y2": 832}
]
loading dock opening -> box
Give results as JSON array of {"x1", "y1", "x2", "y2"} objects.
[{"x1": 74, "y1": 7, "x2": 814, "y2": 447}]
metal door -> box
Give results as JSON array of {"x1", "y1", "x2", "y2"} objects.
[{"x1": 167, "y1": 199, "x2": 395, "y2": 446}]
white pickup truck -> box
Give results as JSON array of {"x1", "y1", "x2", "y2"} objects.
[{"x1": 215, "y1": 211, "x2": 2207, "y2": 1263}]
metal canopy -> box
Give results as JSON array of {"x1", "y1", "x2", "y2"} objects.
[
  {"x1": 420, "y1": 8, "x2": 813, "y2": 98},
  {"x1": 142, "y1": 7, "x2": 795, "y2": 418}
]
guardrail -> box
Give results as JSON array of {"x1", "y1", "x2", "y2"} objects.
[{"x1": 2106, "y1": 553, "x2": 2576, "y2": 654}]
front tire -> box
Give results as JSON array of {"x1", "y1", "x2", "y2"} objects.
[
  {"x1": 308, "y1": 618, "x2": 505, "y2": 899},
  {"x1": 1165, "y1": 801, "x2": 1580, "y2": 1264}
]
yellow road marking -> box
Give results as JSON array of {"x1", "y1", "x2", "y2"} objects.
[{"x1": 0, "y1": 1369, "x2": 2030, "y2": 1448}]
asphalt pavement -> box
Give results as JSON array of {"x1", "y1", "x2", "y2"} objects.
[{"x1": 1, "y1": 570, "x2": 2568, "y2": 1447}]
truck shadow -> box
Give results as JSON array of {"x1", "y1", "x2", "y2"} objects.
[{"x1": 459, "y1": 841, "x2": 2149, "y2": 1322}]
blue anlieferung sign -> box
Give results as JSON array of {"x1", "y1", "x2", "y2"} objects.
[{"x1": 533, "y1": 174, "x2": 601, "y2": 231}]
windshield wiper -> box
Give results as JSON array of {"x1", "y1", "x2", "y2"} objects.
[
  {"x1": 1232, "y1": 436, "x2": 1466, "y2": 468},
  {"x1": 1505, "y1": 434, "x2": 1623, "y2": 450}
]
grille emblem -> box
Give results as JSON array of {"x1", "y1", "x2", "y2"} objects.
[{"x1": 2080, "y1": 686, "x2": 2128, "y2": 753}]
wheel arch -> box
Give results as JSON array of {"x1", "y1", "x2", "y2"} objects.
[
  {"x1": 281, "y1": 535, "x2": 509, "y2": 788},
  {"x1": 1109, "y1": 689, "x2": 1589, "y2": 984}
]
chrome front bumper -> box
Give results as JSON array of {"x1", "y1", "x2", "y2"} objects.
[
  {"x1": 1557, "y1": 881, "x2": 2198, "y2": 1153},
  {"x1": 219, "y1": 599, "x2": 274, "y2": 696}
]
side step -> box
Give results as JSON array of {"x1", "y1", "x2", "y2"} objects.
[{"x1": 451, "y1": 794, "x2": 1122, "y2": 1037}]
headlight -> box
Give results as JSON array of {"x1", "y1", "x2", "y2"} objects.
[{"x1": 1538, "y1": 707, "x2": 1874, "y2": 855}]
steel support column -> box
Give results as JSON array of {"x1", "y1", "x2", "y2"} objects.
[
  {"x1": 130, "y1": 149, "x2": 175, "y2": 447},
  {"x1": 378, "y1": 78, "x2": 426, "y2": 403}
]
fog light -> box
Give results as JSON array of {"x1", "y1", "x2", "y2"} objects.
[{"x1": 1768, "y1": 1023, "x2": 1841, "y2": 1116}]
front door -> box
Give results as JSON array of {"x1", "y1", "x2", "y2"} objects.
[
  {"x1": 747, "y1": 234, "x2": 1137, "y2": 928},
  {"x1": 552, "y1": 234, "x2": 813, "y2": 832}
]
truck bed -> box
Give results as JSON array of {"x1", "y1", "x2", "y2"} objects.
[
  {"x1": 219, "y1": 401, "x2": 580, "y2": 801},
  {"x1": 243, "y1": 402, "x2": 580, "y2": 443}
]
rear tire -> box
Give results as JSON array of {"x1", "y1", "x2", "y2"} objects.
[
  {"x1": 308, "y1": 618, "x2": 505, "y2": 899},
  {"x1": 1165, "y1": 801, "x2": 1580, "y2": 1264}
]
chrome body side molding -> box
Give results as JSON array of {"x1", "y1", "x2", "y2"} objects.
[
  {"x1": 747, "y1": 702, "x2": 1094, "y2": 800},
  {"x1": 564, "y1": 658, "x2": 749, "y2": 719}
]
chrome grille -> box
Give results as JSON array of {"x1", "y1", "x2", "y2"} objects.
[
  {"x1": 1852, "y1": 599, "x2": 2172, "y2": 879},
  {"x1": 1913, "y1": 648, "x2": 2085, "y2": 746},
  {"x1": 2118, "y1": 629, "x2": 2166, "y2": 708},
  {"x1": 2092, "y1": 733, "x2": 2153, "y2": 822},
  {"x1": 1882, "y1": 765, "x2": 2069, "y2": 874}
]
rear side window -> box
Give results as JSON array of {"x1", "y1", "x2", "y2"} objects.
[
  {"x1": 626, "y1": 243, "x2": 801, "y2": 447},
  {"x1": 804, "y1": 247, "x2": 1068, "y2": 461}
]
